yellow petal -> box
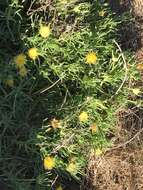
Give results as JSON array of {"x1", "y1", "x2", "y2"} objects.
[
  {"x1": 66, "y1": 162, "x2": 77, "y2": 173},
  {"x1": 86, "y1": 52, "x2": 97, "y2": 64},
  {"x1": 79, "y1": 112, "x2": 88, "y2": 122},
  {"x1": 90, "y1": 123, "x2": 98, "y2": 134},
  {"x1": 56, "y1": 185, "x2": 63, "y2": 190},
  {"x1": 99, "y1": 10, "x2": 106, "y2": 17},
  {"x1": 28, "y1": 48, "x2": 38, "y2": 60},
  {"x1": 43, "y1": 156, "x2": 55, "y2": 170},
  {"x1": 51, "y1": 118, "x2": 61, "y2": 129},
  {"x1": 137, "y1": 63, "x2": 143, "y2": 71},
  {"x1": 39, "y1": 25, "x2": 51, "y2": 38},
  {"x1": 95, "y1": 148, "x2": 102, "y2": 156},
  {"x1": 132, "y1": 88, "x2": 141, "y2": 95},
  {"x1": 14, "y1": 53, "x2": 26, "y2": 68}
]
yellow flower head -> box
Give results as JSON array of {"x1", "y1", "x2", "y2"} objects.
[
  {"x1": 39, "y1": 25, "x2": 51, "y2": 38},
  {"x1": 28, "y1": 48, "x2": 38, "y2": 60},
  {"x1": 43, "y1": 156, "x2": 55, "y2": 170},
  {"x1": 14, "y1": 53, "x2": 26, "y2": 68},
  {"x1": 56, "y1": 185, "x2": 63, "y2": 190},
  {"x1": 132, "y1": 88, "x2": 141, "y2": 96},
  {"x1": 90, "y1": 123, "x2": 98, "y2": 134},
  {"x1": 66, "y1": 162, "x2": 77, "y2": 173},
  {"x1": 95, "y1": 148, "x2": 102, "y2": 156},
  {"x1": 5, "y1": 78, "x2": 14, "y2": 87},
  {"x1": 137, "y1": 63, "x2": 143, "y2": 71},
  {"x1": 99, "y1": 10, "x2": 106, "y2": 17},
  {"x1": 79, "y1": 111, "x2": 88, "y2": 122},
  {"x1": 51, "y1": 118, "x2": 61, "y2": 129},
  {"x1": 19, "y1": 66, "x2": 27, "y2": 77},
  {"x1": 86, "y1": 52, "x2": 97, "y2": 64}
]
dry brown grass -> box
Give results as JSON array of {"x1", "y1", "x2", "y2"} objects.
[
  {"x1": 83, "y1": 148, "x2": 143, "y2": 190},
  {"x1": 82, "y1": 108, "x2": 143, "y2": 190},
  {"x1": 132, "y1": 0, "x2": 143, "y2": 49}
]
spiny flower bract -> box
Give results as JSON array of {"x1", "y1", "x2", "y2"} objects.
[
  {"x1": 66, "y1": 162, "x2": 77, "y2": 173},
  {"x1": 4, "y1": 78, "x2": 14, "y2": 87},
  {"x1": 19, "y1": 66, "x2": 27, "y2": 77},
  {"x1": 99, "y1": 10, "x2": 106, "y2": 17}
]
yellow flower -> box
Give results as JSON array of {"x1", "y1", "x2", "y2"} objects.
[
  {"x1": 19, "y1": 66, "x2": 27, "y2": 77},
  {"x1": 132, "y1": 88, "x2": 141, "y2": 95},
  {"x1": 95, "y1": 148, "x2": 102, "y2": 156},
  {"x1": 14, "y1": 53, "x2": 26, "y2": 68},
  {"x1": 66, "y1": 162, "x2": 77, "y2": 173},
  {"x1": 28, "y1": 48, "x2": 38, "y2": 60},
  {"x1": 51, "y1": 118, "x2": 61, "y2": 129},
  {"x1": 56, "y1": 185, "x2": 63, "y2": 190},
  {"x1": 43, "y1": 156, "x2": 55, "y2": 170},
  {"x1": 79, "y1": 111, "x2": 88, "y2": 122},
  {"x1": 5, "y1": 78, "x2": 14, "y2": 87},
  {"x1": 90, "y1": 123, "x2": 98, "y2": 134},
  {"x1": 86, "y1": 52, "x2": 97, "y2": 64},
  {"x1": 137, "y1": 63, "x2": 143, "y2": 71},
  {"x1": 39, "y1": 25, "x2": 51, "y2": 38},
  {"x1": 99, "y1": 10, "x2": 106, "y2": 17}
]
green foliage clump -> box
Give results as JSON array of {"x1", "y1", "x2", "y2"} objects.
[{"x1": 0, "y1": 0, "x2": 141, "y2": 189}]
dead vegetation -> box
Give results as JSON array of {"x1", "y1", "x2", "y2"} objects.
[
  {"x1": 132, "y1": 0, "x2": 143, "y2": 60},
  {"x1": 82, "y1": 108, "x2": 143, "y2": 190}
]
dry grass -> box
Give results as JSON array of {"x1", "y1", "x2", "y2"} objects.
[
  {"x1": 82, "y1": 107, "x2": 143, "y2": 190},
  {"x1": 83, "y1": 148, "x2": 143, "y2": 190}
]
